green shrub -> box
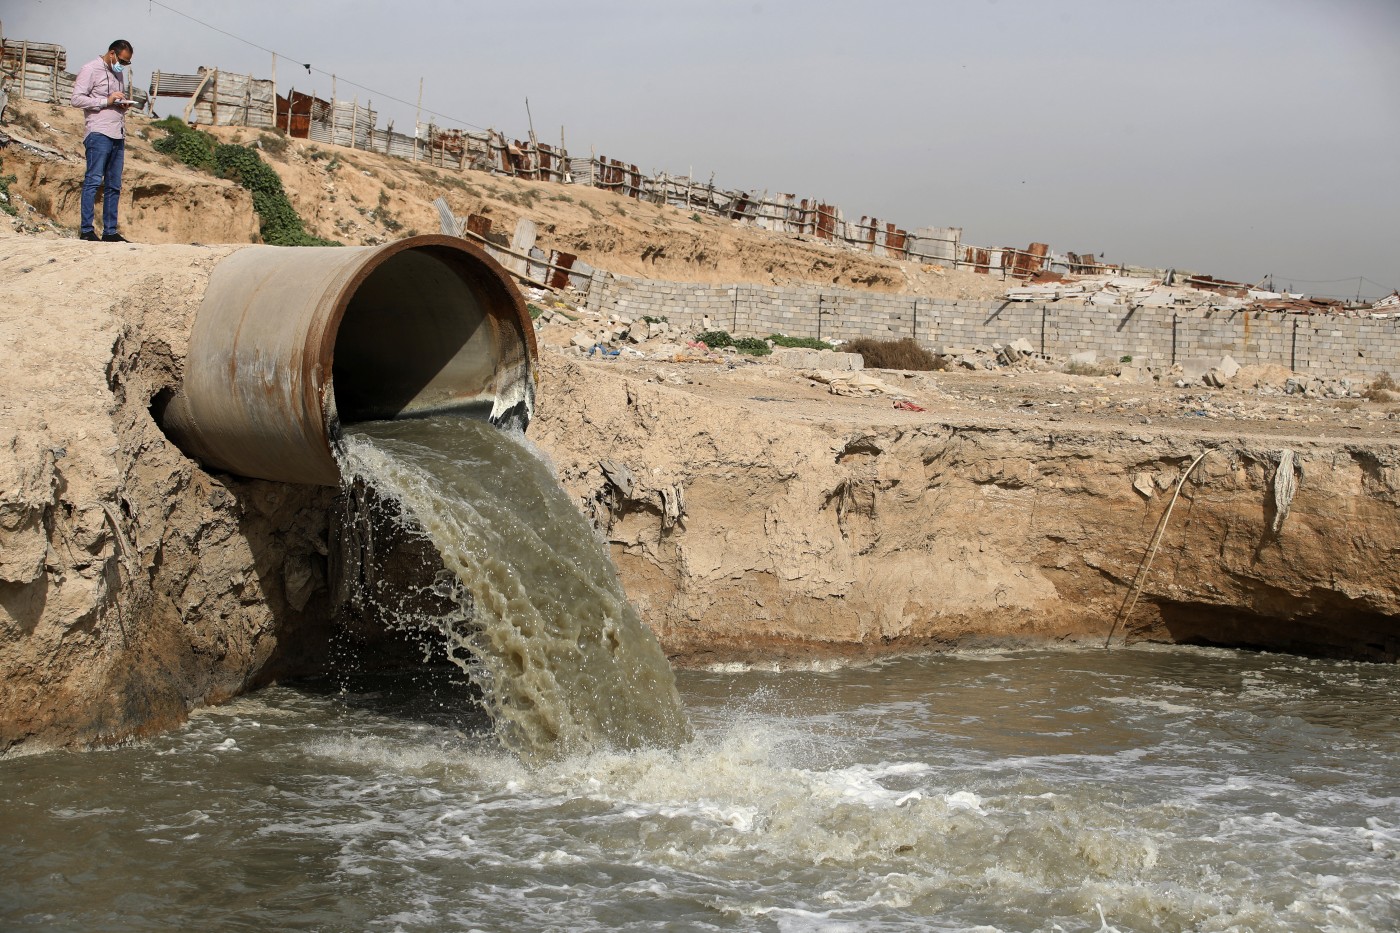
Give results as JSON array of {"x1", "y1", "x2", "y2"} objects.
[
  {"x1": 695, "y1": 330, "x2": 734, "y2": 348},
  {"x1": 733, "y1": 337, "x2": 771, "y2": 356},
  {"x1": 694, "y1": 330, "x2": 770, "y2": 356},
  {"x1": 769, "y1": 334, "x2": 832, "y2": 351},
  {"x1": 845, "y1": 337, "x2": 938, "y2": 371},
  {"x1": 151, "y1": 117, "x2": 216, "y2": 170}
]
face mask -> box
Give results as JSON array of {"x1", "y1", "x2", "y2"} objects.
[{"x1": 112, "y1": 62, "x2": 125, "y2": 75}]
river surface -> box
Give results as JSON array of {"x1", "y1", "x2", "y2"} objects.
[{"x1": 3, "y1": 647, "x2": 1398, "y2": 932}]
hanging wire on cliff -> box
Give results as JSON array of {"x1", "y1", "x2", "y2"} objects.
[{"x1": 1104, "y1": 448, "x2": 1216, "y2": 649}]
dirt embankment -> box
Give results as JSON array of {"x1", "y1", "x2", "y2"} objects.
[
  {"x1": 0, "y1": 236, "x2": 335, "y2": 753},
  {"x1": 3, "y1": 98, "x2": 1399, "y2": 755},
  {"x1": 530, "y1": 354, "x2": 1400, "y2": 665}
]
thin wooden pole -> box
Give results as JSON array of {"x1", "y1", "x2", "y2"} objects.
[
  {"x1": 413, "y1": 77, "x2": 422, "y2": 163},
  {"x1": 270, "y1": 53, "x2": 277, "y2": 130},
  {"x1": 525, "y1": 97, "x2": 538, "y2": 180}
]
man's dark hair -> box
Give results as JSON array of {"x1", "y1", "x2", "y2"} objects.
[{"x1": 108, "y1": 40, "x2": 133, "y2": 55}]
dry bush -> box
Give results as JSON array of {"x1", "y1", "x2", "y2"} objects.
[
  {"x1": 30, "y1": 190, "x2": 52, "y2": 217},
  {"x1": 256, "y1": 131, "x2": 289, "y2": 157},
  {"x1": 1364, "y1": 373, "x2": 1399, "y2": 402},
  {"x1": 845, "y1": 337, "x2": 938, "y2": 371},
  {"x1": 1064, "y1": 360, "x2": 1115, "y2": 377},
  {"x1": 4, "y1": 108, "x2": 46, "y2": 135}
]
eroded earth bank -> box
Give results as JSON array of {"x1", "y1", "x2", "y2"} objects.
[{"x1": 3, "y1": 233, "x2": 1399, "y2": 754}]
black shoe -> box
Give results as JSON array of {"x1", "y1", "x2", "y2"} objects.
[
  {"x1": 80, "y1": 231, "x2": 100, "y2": 241},
  {"x1": 101, "y1": 233, "x2": 128, "y2": 243}
]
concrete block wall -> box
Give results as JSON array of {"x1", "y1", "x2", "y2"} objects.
[{"x1": 583, "y1": 274, "x2": 1400, "y2": 379}]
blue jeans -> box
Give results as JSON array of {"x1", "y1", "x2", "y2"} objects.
[{"x1": 81, "y1": 132, "x2": 125, "y2": 236}]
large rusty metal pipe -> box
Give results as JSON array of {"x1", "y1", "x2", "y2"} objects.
[{"x1": 159, "y1": 235, "x2": 537, "y2": 485}]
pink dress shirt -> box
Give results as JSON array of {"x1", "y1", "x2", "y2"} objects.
[{"x1": 70, "y1": 57, "x2": 129, "y2": 140}]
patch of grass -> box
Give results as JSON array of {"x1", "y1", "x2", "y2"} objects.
[
  {"x1": 695, "y1": 330, "x2": 734, "y2": 348},
  {"x1": 257, "y1": 131, "x2": 289, "y2": 156},
  {"x1": 527, "y1": 303, "x2": 545, "y2": 319},
  {"x1": 770, "y1": 334, "x2": 832, "y2": 351},
  {"x1": 437, "y1": 173, "x2": 472, "y2": 193},
  {"x1": 497, "y1": 186, "x2": 542, "y2": 209},
  {"x1": 690, "y1": 212, "x2": 702, "y2": 222},
  {"x1": 642, "y1": 315, "x2": 669, "y2": 324},
  {"x1": 694, "y1": 330, "x2": 769, "y2": 356},
  {"x1": 733, "y1": 337, "x2": 771, "y2": 356},
  {"x1": 845, "y1": 337, "x2": 938, "y2": 371}
]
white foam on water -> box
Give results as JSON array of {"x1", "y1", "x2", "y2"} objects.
[{"x1": 11, "y1": 645, "x2": 1400, "y2": 931}]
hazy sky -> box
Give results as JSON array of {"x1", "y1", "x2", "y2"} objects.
[{"x1": 6, "y1": 0, "x2": 1397, "y2": 298}]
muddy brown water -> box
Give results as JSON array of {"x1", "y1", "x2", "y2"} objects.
[
  {"x1": 3, "y1": 419, "x2": 1397, "y2": 931},
  {"x1": 3, "y1": 649, "x2": 1397, "y2": 931}
]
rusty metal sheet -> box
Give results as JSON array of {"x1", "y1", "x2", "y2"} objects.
[
  {"x1": 466, "y1": 214, "x2": 493, "y2": 239},
  {"x1": 276, "y1": 90, "x2": 319, "y2": 137},
  {"x1": 547, "y1": 251, "x2": 577, "y2": 289},
  {"x1": 1009, "y1": 242, "x2": 1049, "y2": 278},
  {"x1": 885, "y1": 223, "x2": 909, "y2": 260},
  {"x1": 965, "y1": 247, "x2": 992, "y2": 274}
]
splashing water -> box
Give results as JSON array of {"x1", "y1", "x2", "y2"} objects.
[{"x1": 336, "y1": 416, "x2": 690, "y2": 762}]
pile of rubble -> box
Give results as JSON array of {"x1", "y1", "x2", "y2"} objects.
[
  {"x1": 1004, "y1": 272, "x2": 1395, "y2": 317},
  {"x1": 933, "y1": 338, "x2": 1046, "y2": 372}
]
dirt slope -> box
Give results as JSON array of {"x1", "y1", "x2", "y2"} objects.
[{"x1": 2, "y1": 96, "x2": 1008, "y2": 297}]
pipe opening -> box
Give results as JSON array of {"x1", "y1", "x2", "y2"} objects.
[
  {"x1": 159, "y1": 236, "x2": 535, "y2": 486},
  {"x1": 333, "y1": 245, "x2": 507, "y2": 426}
]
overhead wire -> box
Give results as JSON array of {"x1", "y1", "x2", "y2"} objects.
[{"x1": 143, "y1": 0, "x2": 490, "y2": 132}]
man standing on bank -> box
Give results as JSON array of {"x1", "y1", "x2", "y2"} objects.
[{"x1": 71, "y1": 40, "x2": 136, "y2": 242}]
